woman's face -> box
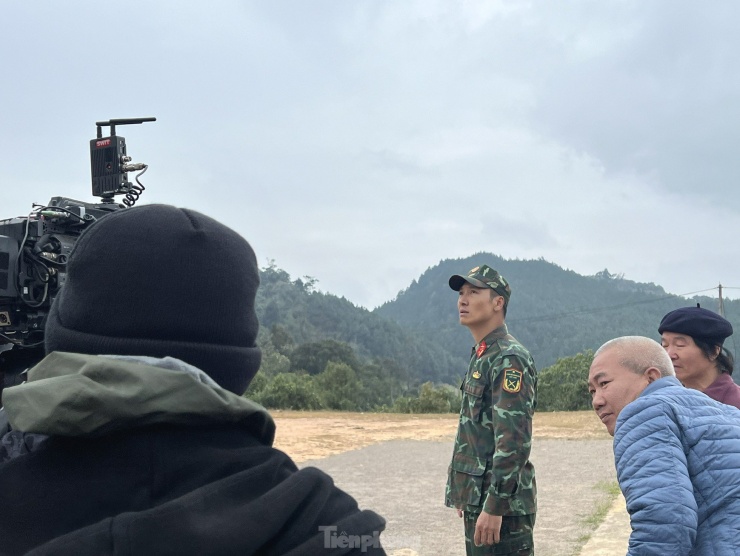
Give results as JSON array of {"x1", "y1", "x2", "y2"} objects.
[{"x1": 661, "y1": 331, "x2": 718, "y2": 389}]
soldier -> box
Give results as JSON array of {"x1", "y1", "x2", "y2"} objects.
[{"x1": 445, "y1": 264, "x2": 537, "y2": 555}]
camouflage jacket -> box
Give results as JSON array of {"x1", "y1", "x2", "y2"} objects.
[{"x1": 445, "y1": 324, "x2": 537, "y2": 516}]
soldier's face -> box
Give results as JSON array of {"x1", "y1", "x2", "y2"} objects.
[
  {"x1": 588, "y1": 349, "x2": 651, "y2": 436},
  {"x1": 457, "y1": 284, "x2": 500, "y2": 327}
]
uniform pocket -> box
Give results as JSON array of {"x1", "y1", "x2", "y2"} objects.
[
  {"x1": 461, "y1": 380, "x2": 485, "y2": 422},
  {"x1": 448, "y1": 452, "x2": 486, "y2": 507}
]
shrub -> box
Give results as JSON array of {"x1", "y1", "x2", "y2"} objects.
[{"x1": 537, "y1": 350, "x2": 594, "y2": 411}]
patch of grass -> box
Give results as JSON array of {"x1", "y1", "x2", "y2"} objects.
[
  {"x1": 597, "y1": 479, "x2": 622, "y2": 497},
  {"x1": 569, "y1": 480, "x2": 621, "y2": 555},
  {"x1": 583, "y1": 481, "x2": 620, "y2": 526}
]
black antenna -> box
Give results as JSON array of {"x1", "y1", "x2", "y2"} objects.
[
  {"x1": 96, "y1": 117, "x2": 156, "y2": 138},
  {"x1": 90, "y1": 117, "x2": 156, "y2": 201}
]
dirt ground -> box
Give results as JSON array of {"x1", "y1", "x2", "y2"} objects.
[
  {"x1": 271, "y1": 411, "x2": 618, "y2": 556},
  {"x1": 272, "y1": 410, "x2": 610, "y2": 463}
]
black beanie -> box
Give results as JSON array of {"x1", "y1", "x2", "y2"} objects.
[{"x1": 45, "y1": 204, "x2": 261, "y2": 395}]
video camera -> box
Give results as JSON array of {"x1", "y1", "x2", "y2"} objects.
[{"x1": 0, "y1": 117, "x2": 156, "y2": 390}]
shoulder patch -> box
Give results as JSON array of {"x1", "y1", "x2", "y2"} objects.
[{"x1": 502, "y1": 368, "x2": 523, "y2": 393}]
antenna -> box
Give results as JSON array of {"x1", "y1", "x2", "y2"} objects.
[
  {"x1": 95, "y1": 117, "x2": 156, "y2": 139},
  {"x1": 90, "y1": 117, "x2": 156, "y2": 202}
]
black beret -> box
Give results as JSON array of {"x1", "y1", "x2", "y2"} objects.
[{"x1": 658, "y1": 306, "x2": 733, "y2": 345}]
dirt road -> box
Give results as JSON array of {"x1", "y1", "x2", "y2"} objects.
[{"x1": 272, "y1": 411, "x2": 617, "y2": 556}]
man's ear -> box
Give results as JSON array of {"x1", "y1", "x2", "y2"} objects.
[{"x1": 645, "y1": 367, "x2": 662, "y2": 384}]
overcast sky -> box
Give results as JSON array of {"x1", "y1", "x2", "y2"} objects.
[{"x1": 2, "y1": 1, "x2": 739, "y2": 309}]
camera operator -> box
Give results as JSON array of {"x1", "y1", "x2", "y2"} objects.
[{"x1": 0, "y1": 204, "x2": 386, "y2": 555}]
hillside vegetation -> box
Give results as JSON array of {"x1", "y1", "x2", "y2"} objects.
[{"x1": 250, "y1": 255, "x2": 740, "y2": 411}]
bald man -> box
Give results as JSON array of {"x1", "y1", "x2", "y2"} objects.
[{"x1": 588, "y1": 336, "x2": 740, "y2": 555}]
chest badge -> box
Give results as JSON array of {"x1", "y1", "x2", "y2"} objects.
[
  {"x1": 502, "y1": 368, "x2": 523, "y2": 393},
  {"x1": 472, "y1": 370, "x2": 481, "y2": 380},
  {"x1": 475, "y1": 341, "x2": 487, "y2": 358}
]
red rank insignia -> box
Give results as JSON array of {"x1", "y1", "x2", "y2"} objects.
[{"x1": 475, "y1": 341, "x2": 487, "y2": 358}]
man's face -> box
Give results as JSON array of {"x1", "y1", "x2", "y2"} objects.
[
  {"x1": 588, "y1": 348, "x2": 650, "y2": 436},
  {"x1": 661, "y1": 331, "x2": 716, "y2": 388},
  {"x1": 457, "y1": 283, "x2": 499, "y2": 328}
]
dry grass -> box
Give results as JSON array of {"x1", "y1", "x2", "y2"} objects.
[
  {"x1": 272, "y1": 410, "x2": 609, "y2": 463},
  {"x1": 533, "y1": 411, "x2": 612, "y2": 440}
]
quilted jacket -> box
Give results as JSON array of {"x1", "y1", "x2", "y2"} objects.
[{"x1": 614, "y1": 377, "x2": 740, "y2": 555}]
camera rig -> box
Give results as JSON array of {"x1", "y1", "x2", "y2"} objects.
[{"x1": 0, "y1": 117, "x2": 155, "y2": 388}]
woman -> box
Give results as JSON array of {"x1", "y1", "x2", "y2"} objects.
[{"x1": 659, "y1": 305, "x2": 740, "y2": 409}]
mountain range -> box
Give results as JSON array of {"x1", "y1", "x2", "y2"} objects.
[{"x1": 256, "y1": 254, "x2": 740, "y2": 385}]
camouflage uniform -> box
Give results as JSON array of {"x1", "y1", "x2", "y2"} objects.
[{"x1": 446, "y1": 266, "x2": 537, "y2": 556}]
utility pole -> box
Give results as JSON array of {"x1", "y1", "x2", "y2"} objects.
[{"x1": 719, "y1": 283, "x2": 725, "y2": 317}]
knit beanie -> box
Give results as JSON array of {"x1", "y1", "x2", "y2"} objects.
[{"x1": 45, "y1": 204, "x2": 261, "y2": 394}]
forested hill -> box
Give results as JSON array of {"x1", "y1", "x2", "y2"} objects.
[
  {"x1": 375, "y1": 253, "x2": 740, "y2": 380},
  {"x1": 255, "y1": 264, "x2": 459, "y2": 383},
  {"x1": 256, "y1": 256, "x2": 740, "y2": 386}
]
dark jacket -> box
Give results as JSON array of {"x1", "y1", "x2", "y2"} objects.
[{"x1": 0, "y1": 352, "x2": 385, "y2": 555}]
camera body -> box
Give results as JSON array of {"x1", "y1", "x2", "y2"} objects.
[{"x1": 0, "y1": 118, "x2": 155, "y2": 385}]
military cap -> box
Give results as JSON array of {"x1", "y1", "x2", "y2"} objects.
[
  {"x1": 658, "y1": 306, "x2": 733, "y2": 345},
  {"x1": 449, "y1": 264, "x2": 511, "y2": 303}
]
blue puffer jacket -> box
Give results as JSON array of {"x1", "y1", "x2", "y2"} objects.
[{"x1": 614, "y1": 377, "x2": 740, "y2": 556}]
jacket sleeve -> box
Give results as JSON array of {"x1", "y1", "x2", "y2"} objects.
[
  {"x1": 614, "y1": 400, "x2": 697, "y2": 555},
  {"x1": 481, "y1": 351, "x2": 536, "y2": 515}
]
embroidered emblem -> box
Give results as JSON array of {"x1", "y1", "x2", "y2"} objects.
[
  {"x1": 472, "y1": 370, "x2": 481, "y2": 380},
  {"x1": 475, "y1": 341, "x2": 487, "y2": 358},
  {"x1": 502, "y1": 368, "x2": 523, "y2": 393}
]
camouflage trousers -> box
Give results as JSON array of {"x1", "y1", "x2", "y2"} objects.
[{"x1": 463, "y1": 512, "x2": 535, "y2": 556}]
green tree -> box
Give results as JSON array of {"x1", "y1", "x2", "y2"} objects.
[
  {"x1": 291, "y1": 339, "x2": 359, "y2": 375},
  {"x1": 243, "y1": 372, "x2": 269, "y2": 400},
  {"x1": 391, "y1": 382, "x2": 460, "y2": 413},
  {"x1": 270, "y1": 324, "x2": 294, "y2": 356},
  {"x1": 259, "y1": 351, "x2": 291, "y2": 377},
  {"x1": 256, "y1": 372, "x2": 323, "y2": 410},
  {"x1": 537, "y1": 350, "x2": 594, "y2": 411},
  {"x1": 415, "y1": 381, "x2": 453, "y2": 413},
  {"x1": 358, "y1": 359, "x2": 408, "y2": 409},
  {"x1": 315, "y1": 361, "x2": 362, "y2": 410}
]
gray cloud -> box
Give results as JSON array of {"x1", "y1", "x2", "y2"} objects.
[{"x1": 2, "y1": 1, "x2": 738, "y2": 308}]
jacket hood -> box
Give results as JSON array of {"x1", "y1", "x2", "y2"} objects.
[{"x1": 2, "y1": 351, "x2": 274, "y2": 444}]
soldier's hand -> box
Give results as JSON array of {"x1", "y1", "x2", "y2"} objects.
[
  {"x1": 456, "y1": 508, "x2": 463, "y2": 518},
  {"x1": 474, "y1": 511, "x2": 502, "y2": 546}
]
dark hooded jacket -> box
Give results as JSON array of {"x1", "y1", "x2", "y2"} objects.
[{"x1": 0, "y1": 352, "x2": 385, "y2": 555}]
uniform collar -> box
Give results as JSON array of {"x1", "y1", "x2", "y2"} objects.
[{"x1": 471, "y1": 324, "x2": 509, "y2": 357}]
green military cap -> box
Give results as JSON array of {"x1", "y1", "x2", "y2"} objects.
[{"x1": 449, "y1": 264, "x2": 511, "y2": 303}]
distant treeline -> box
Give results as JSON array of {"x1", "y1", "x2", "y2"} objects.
[
  {"x1": 249, "y1": 257, "x2": 739, "y2": 412},
  {"x1": 245, "y1": 329, "x2": 461, "y2": 413},
  {"x1": 246, "y1": 324, "x2": 593, "y2": 413}
]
